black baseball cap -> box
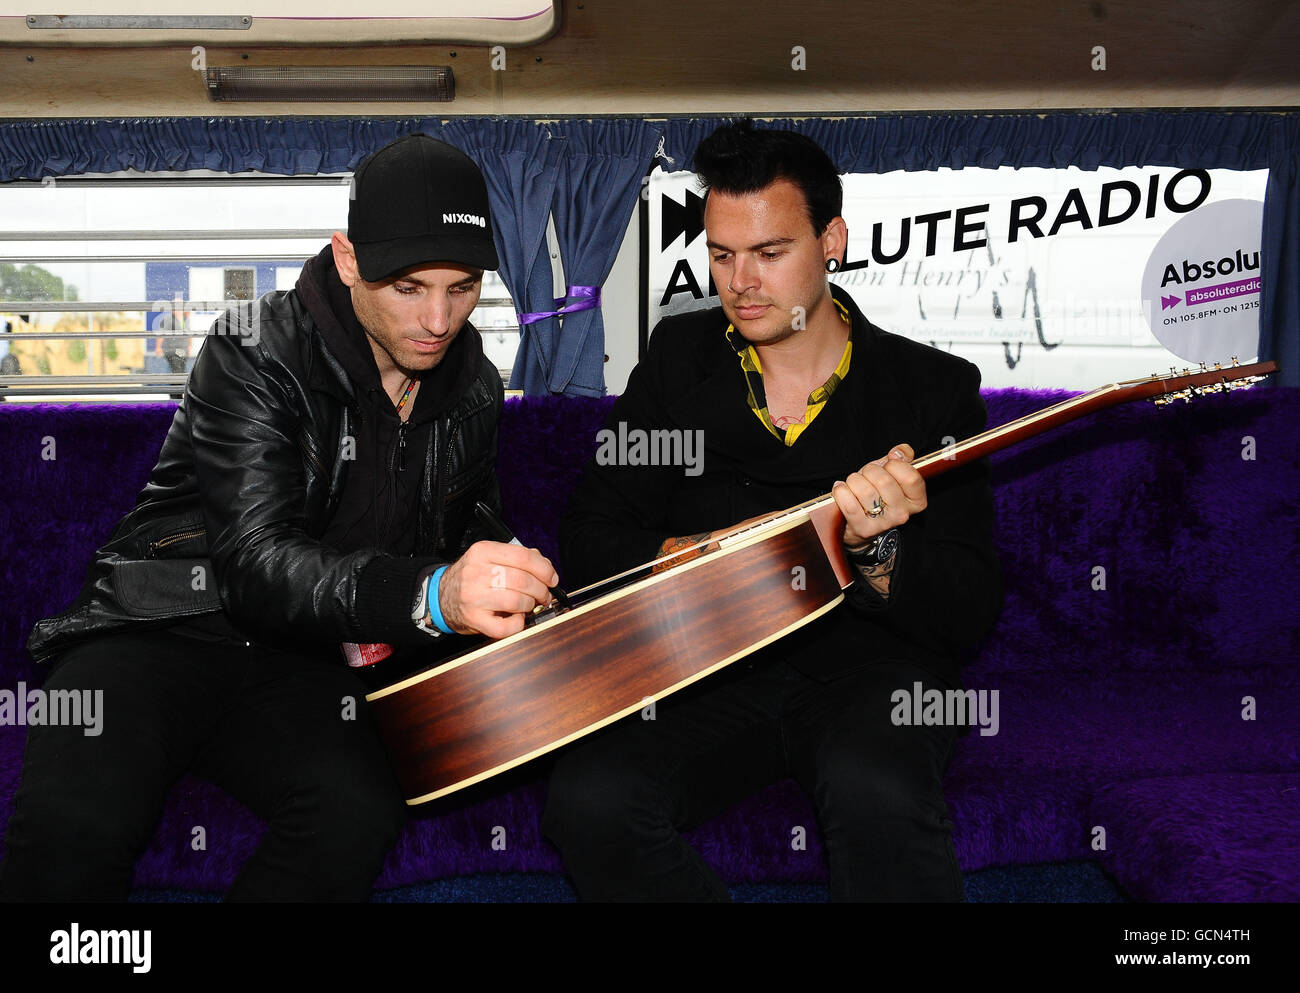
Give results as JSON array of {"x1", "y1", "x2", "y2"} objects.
[{"x1": 347, "y1": 133, "x2": 499, "y2": 281}]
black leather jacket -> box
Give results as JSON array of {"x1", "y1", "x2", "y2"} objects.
[{"x1": 28, "y1": 277, "x2": 503, "y2": 665}]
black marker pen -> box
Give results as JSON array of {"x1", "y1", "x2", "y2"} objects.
[{"x1": 474, "y1": 501, "x2": 571, "y2": 609}]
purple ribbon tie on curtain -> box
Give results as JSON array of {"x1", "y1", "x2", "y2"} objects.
[{"x1": 516, "y1": 285, "x2": 601, "y2": 326}]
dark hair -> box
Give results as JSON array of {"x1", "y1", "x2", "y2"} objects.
[{"x1": 693, "y1": 120, "x2": 843, "y2": 236}]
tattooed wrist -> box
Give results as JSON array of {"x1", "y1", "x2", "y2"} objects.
[
  {"x1": 855, "y1": 549, "x2": 898, "y2": 598},
  {"x1": 654, "y1": 531, "x2": 713, "y2": 573},
  {"x1": 660, "y1": 531, "x2": 712, "y2": 556}
]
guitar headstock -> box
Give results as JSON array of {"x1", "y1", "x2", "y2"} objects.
[{"x1": 1121, "y1": 357, "x2": 1279, "y2": 406}]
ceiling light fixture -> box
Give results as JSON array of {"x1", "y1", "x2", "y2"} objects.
[{"x1": 204, "y1": 65, "x2": 455, "y2": 102}]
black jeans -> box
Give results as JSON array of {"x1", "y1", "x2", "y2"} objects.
[
  {"x1": 543, "y1": 657, "x2": 963, "y2": 902},
  {"x1": 0, "y1": 627, "x2": 408, "y2": 902}
]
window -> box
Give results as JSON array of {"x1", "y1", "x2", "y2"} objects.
[
  {"x1": 224, "y1": 268, "x2": 256, "y2": 302},
  {"x1": 0, "y1": 172, "x2": 522, "y2": 401}
]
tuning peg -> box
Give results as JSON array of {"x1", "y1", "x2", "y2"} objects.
[
  {"x1": 1231, "y1": 356, "x2": 1239, "y2": 366},
  {"x1": 1199, "y1": 362, "x2": 1208, "y2": 373},
  {"x1": 1154, "y1": 387, "x2": 1196, "y2": 405},
  {"x1": 1225, "y1": 376, "x2": 1261, "y2": 392}
]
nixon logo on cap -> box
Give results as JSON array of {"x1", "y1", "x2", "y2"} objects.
[{"x1": 443, "y1": 212, "x2": 487, "y2": 227}]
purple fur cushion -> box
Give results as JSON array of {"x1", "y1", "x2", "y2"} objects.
[
  {"x1": 1, "y1": 387, "x2": 1298, "y2": 897},
  {"x1": 1090, "y1": 773, "x2": 1300, "y2": 901},
  {"x1": 972, "y1": 387, "x2": 1299, "y2": 676}
]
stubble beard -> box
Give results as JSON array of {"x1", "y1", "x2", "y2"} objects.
[
  {"x1": 724, "y1": 295, "x2": 812, "y2": 348},
  {"x1": 353, "y1": 293, "x2": 450, "y2": 380}
]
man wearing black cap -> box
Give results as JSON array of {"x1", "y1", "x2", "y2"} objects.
[{"x1": 2, "y1": 134, "x2": 558, "y2": 901}]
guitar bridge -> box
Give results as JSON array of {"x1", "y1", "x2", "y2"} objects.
[{"x1": 526, "y1": 602, "x2": 572, "y2": 627}]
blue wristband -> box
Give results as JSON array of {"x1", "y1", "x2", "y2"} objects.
[{"x1": 426, "y1": 565, "x2": 454, "y2": 635}]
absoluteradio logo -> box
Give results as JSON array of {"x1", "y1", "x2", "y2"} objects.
[
  {"x1": 1158, "y1": 248, "x2": 1261, "y2": 310},
  {"x1": 1141, "y1": 198, "x2": 1264, "y2": 364}
]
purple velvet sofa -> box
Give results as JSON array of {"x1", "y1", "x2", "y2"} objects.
[{"x1": 2, "y1": 388, "x2": 1298, "y2": 901}]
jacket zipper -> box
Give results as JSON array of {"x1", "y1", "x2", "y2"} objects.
[
  {"x1": 432, "y1": 418, "x2": 446, "y2": 549},
  {"x1": 149, "y1": 527, "x2": 206, "y2": 557},
  {"x1": 431, "y1": 391, "x2": 492, "y2": 548}
]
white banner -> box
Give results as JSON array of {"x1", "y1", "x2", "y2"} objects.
[{"x1": 648, "y1": 166, "x2": 1268, "y2": 389}]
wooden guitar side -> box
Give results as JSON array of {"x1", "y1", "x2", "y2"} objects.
[{"x1": 366, "y1": 513, "x2": 843, "y2": 804}]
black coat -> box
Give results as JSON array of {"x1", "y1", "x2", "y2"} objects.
[
  {"x1": 559, "y1": 284, "x2": 1004, "y2": 687},
  {"x1": 28, "y1": 252, "x2": 503, "y2": 665}
]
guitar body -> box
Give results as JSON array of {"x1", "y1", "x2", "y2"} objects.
[
  {"x1": 367, "y1": 511, "x2": 844, "y2": 804},
  {"x1": 366, "y1": 360, "x2": 1276, "y2": 805}
]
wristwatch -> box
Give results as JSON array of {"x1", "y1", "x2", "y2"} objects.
[
  {"x1": 846, "y1": 528, "x2": 900, "y2": 568},
  {"x1": 411, "y1": 564, "x2": 445, "y2": 637}
]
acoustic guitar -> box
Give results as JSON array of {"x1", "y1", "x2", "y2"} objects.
[{"x1": 365, "y1": 359, "x2": 1276, "y2": 804}]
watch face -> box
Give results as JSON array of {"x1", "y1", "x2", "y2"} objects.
[
  {"x1": 876, "y1": 529, "x2": 901, "y2": 562},
  {"x1": 412, "y1": 565, "x2": 439, "y2": 617}
]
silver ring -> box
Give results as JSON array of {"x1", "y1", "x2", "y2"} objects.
[{"x1": 868, "y1": 498, "x2": 886, "y2": 518}]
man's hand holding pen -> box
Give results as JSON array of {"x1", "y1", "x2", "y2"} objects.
[
  {"x1": 437, "y1": 541, "x2": 560, "y2": 639},
  {"x1": 428, "y1": 501, "x2": 568, "y2": 640}
]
